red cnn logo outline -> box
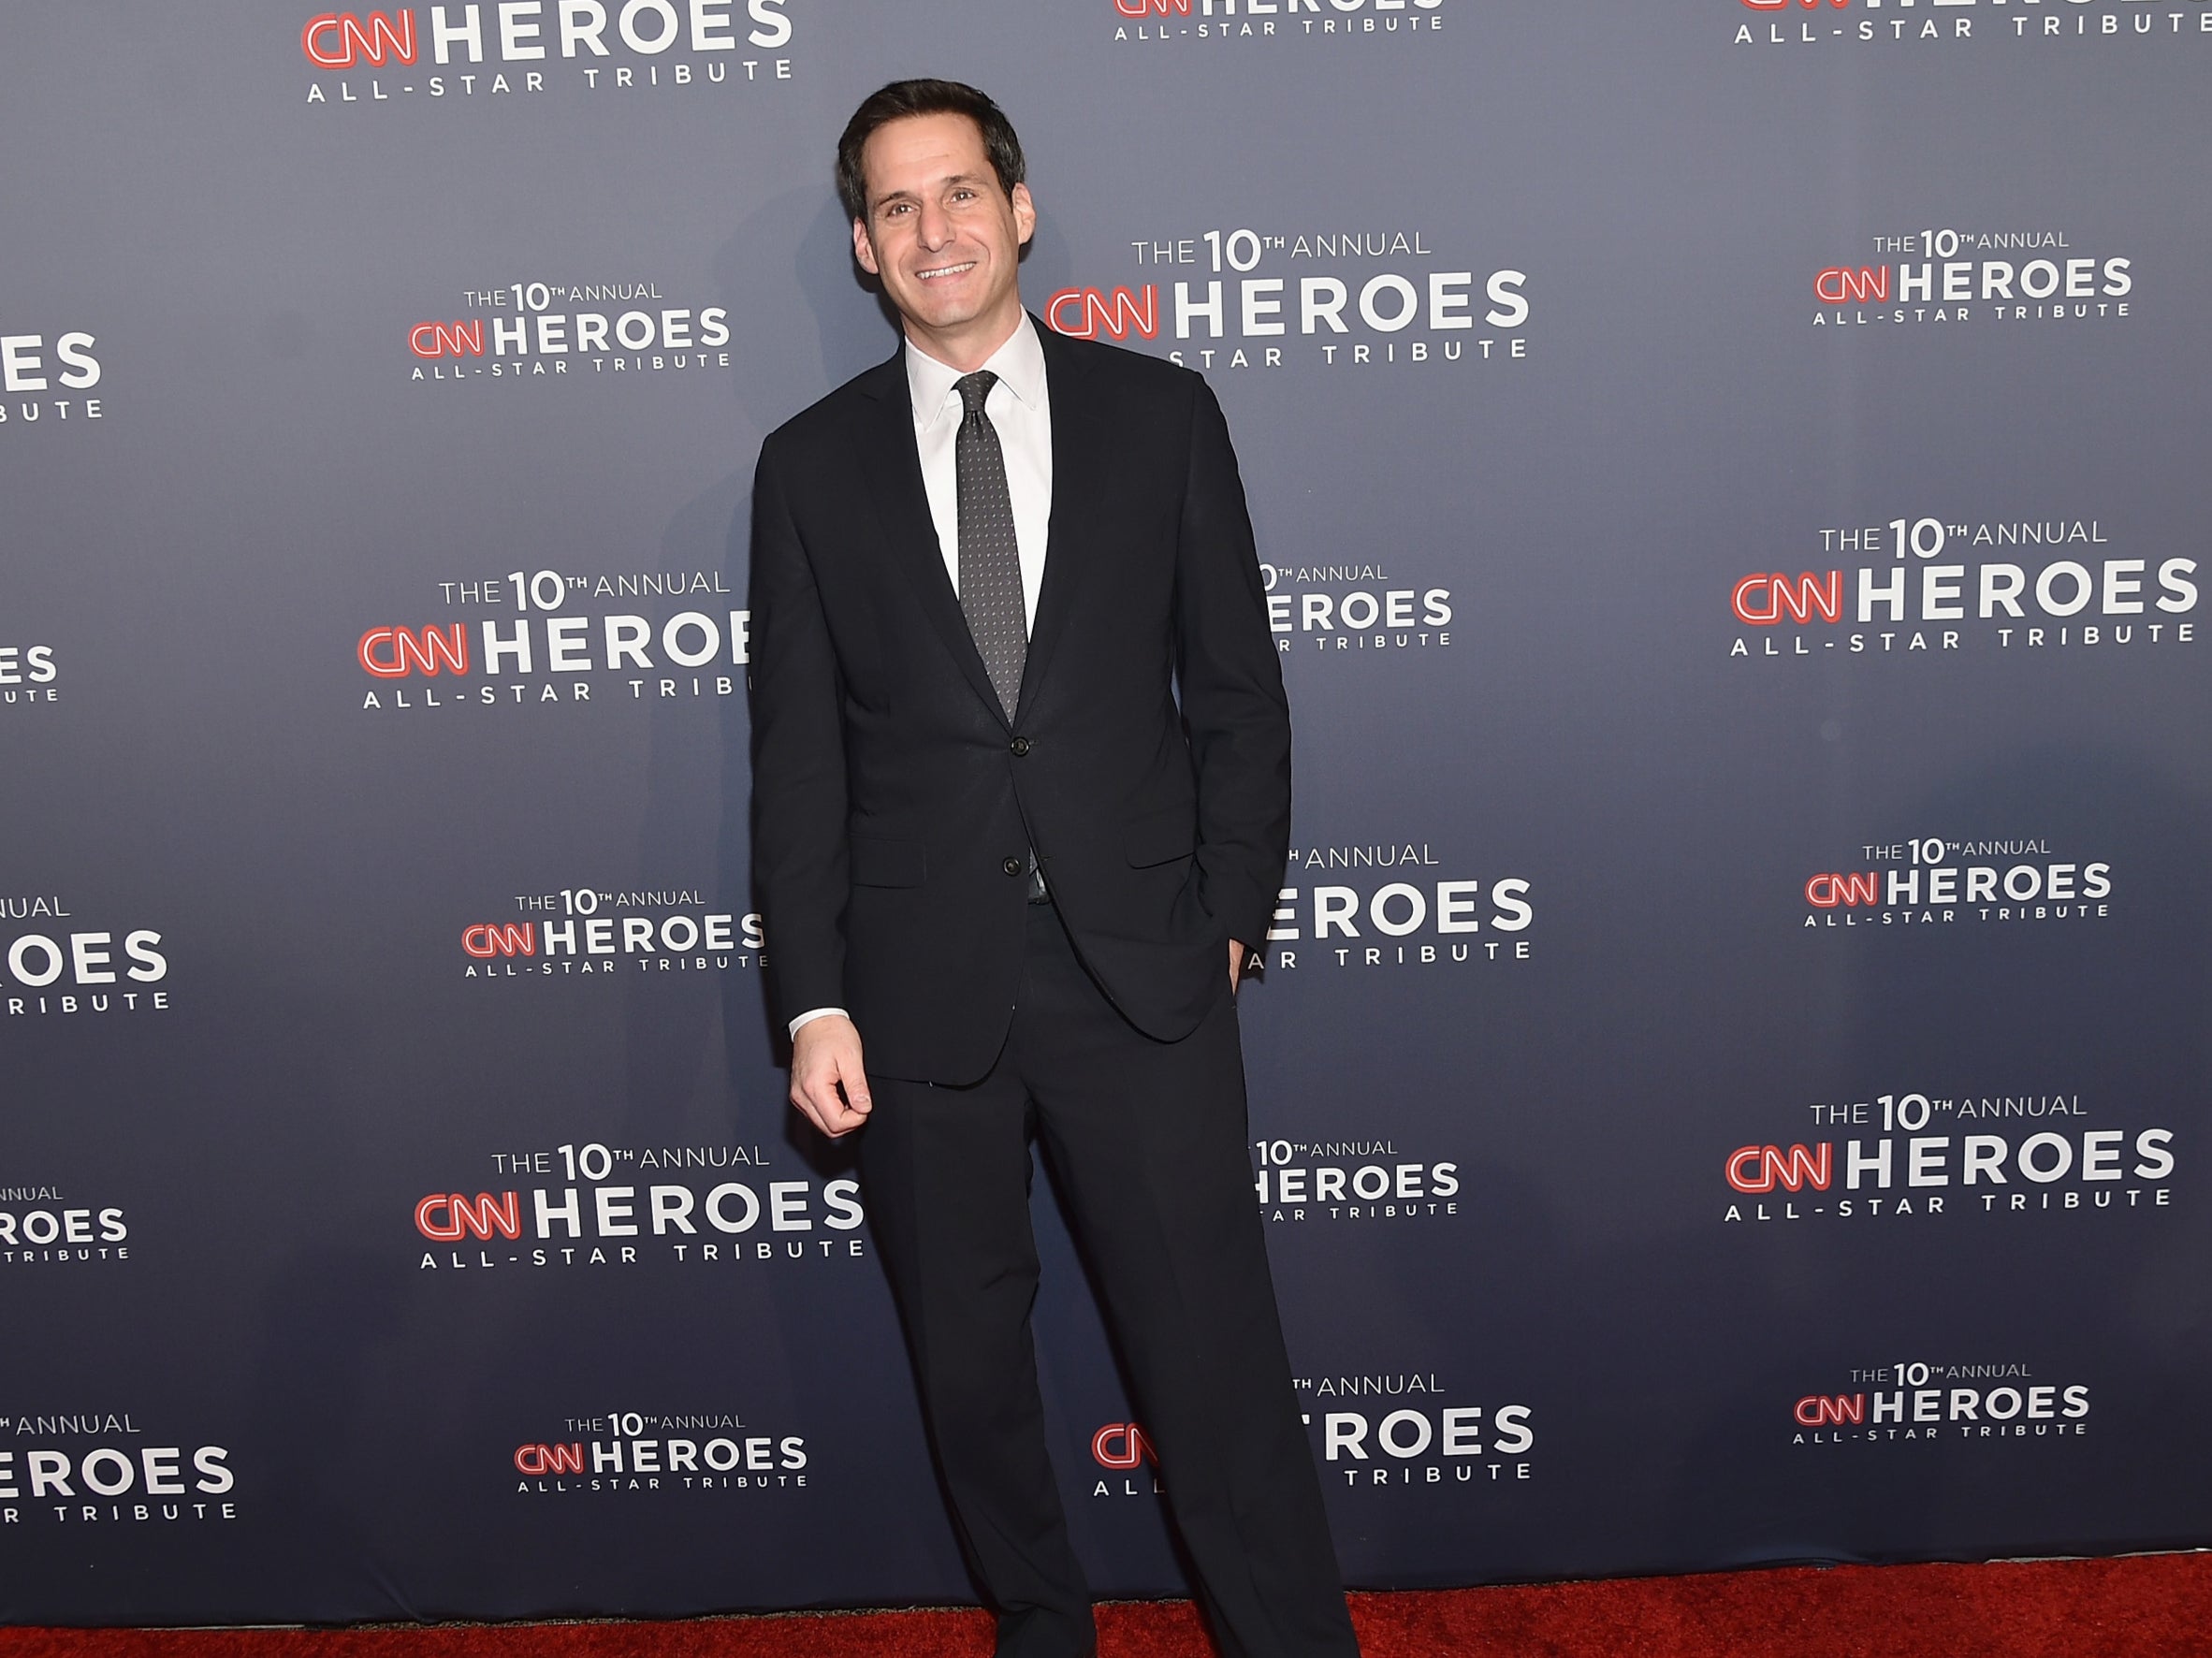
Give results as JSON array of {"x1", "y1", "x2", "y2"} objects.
[
  {"x1": 301, "y1": 10, "x2": 418, "y2": 68},
  {"x1": 1815, "y1": 267, "x2": 1890, "y2": 305},
  {"x1": 1725, "y1": 1144, "x2": 1833, "y2": 1196},
  {"x1": 1045, "y1": 287, "x2": 1159, "y2": 342},
  {"x1": 1732, "y1": 573, "x2": 1841, "y2": 626},
  {"x1": 358, "y1": 624, "x2": 470, "y2": 678},
  {"x1": 1794, "y1": 1394, "x2": 1866, "y2": 1428},
  {"x1": 462, "y1": 923, "x2": 537, "y2": 960},
  {"x1": 1804, "y1": 872, "x2": 1880, "y2": 909},
  {"x1": 515, "y1": 1442, "x2": 586, "y2": 1476},
  {"x1": 416, "y1": 1192, "x2": 523, "y2": 1241},
  {"x1": 1091, "y1": 1423, "x2": 1157, "y2": 1469},
  {"x1": 410, "y1": 320, "x2": 486, "y2": 359}
]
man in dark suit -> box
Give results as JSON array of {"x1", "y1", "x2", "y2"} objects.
[{"x1": 749, "y1": 80, "x2": 1360, "y2": 1658}]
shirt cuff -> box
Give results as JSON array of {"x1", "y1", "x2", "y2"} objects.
[{"x1": 788, "y1": 1007, "x2": 851, "y2": 1040}]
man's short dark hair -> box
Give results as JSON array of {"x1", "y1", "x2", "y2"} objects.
[{"x1": 836, "y1": 80, "x2": 1026, "y2": 225}]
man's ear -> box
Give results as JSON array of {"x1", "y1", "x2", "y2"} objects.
[
  {"x1": 1011, "y1": 182, "x2": 1037, "y2": 249},
  {"x1": 852, "y1": 217, "x2": 880, "y2": 276}
]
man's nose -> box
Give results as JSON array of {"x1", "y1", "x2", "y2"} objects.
[{"x1": 914, "y1": 198, "x2": 953, "y2": 250}]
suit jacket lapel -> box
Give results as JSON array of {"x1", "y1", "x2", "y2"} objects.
[
  {"x1": 851, "y1": 351, "x2": 1009, "y2": 727},
  {"x1": 1018, "y1": 320, "x2": 1107, "y2": 720}
]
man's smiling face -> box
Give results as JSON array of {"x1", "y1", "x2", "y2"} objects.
[{"x1": 852, "y1": 111, "x2": 1036, "y2": 360}]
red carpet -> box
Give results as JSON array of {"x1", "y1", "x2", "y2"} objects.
[{"x1": 6, "y1": 1554, "x2": 2208, "y2": 1656}]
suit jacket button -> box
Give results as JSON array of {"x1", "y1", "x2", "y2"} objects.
[
  {"x1": 1002, "y1": 857, "x2": 1024, "y2": 878},
  {"x1": 1011, "y1": 736, "x2": 1031, "y2": 756}
]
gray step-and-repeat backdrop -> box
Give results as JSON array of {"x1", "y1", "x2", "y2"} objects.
[{"x1": 5, "y1": 0, "x2": 2208, "y2": 1628}]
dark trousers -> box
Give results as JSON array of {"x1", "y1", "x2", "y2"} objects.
[{"x1": 858, "y1": 902, "x2": 1360, "y2": 1658}]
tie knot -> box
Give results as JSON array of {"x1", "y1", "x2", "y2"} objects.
[{"x1": 955, "y1": 371, "x2": 997, "y2": 421}]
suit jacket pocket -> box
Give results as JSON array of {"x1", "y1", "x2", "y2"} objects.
[
  {"x1": 850, "y1": 835, "x2": 926, "y2": 888},
  {"x1": 1123, "y1": 806, "x2": 1196, "y2": 868}
]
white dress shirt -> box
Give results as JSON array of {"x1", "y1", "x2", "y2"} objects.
[
  {"x1": 789, "y1": 315, "x2": 1055, "y2": 1040},
  {"x1": 908, "y1": 315, "x2": 1054, "y2": 628}
]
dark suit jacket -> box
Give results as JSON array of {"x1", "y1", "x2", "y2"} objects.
[{"x1": 748, "y1": 317, "x2": 1290, "y2": 1084}]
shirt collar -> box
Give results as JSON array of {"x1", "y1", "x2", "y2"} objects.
[{"x1": 905, "y1": 313, "x2": 1048, "y2": 436}]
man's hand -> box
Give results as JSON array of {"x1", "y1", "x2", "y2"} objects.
[
  {"x1": 1230, "y1": 938, "x2": 1249, "y2": 994},
  {"x1": 790, "y1": 1014, "x2": 873, "y2": 1139}
]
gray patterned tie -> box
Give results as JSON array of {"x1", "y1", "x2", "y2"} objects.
[{"x1": 953, "y1": 371, "x2": 1026, "y2": 722}]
